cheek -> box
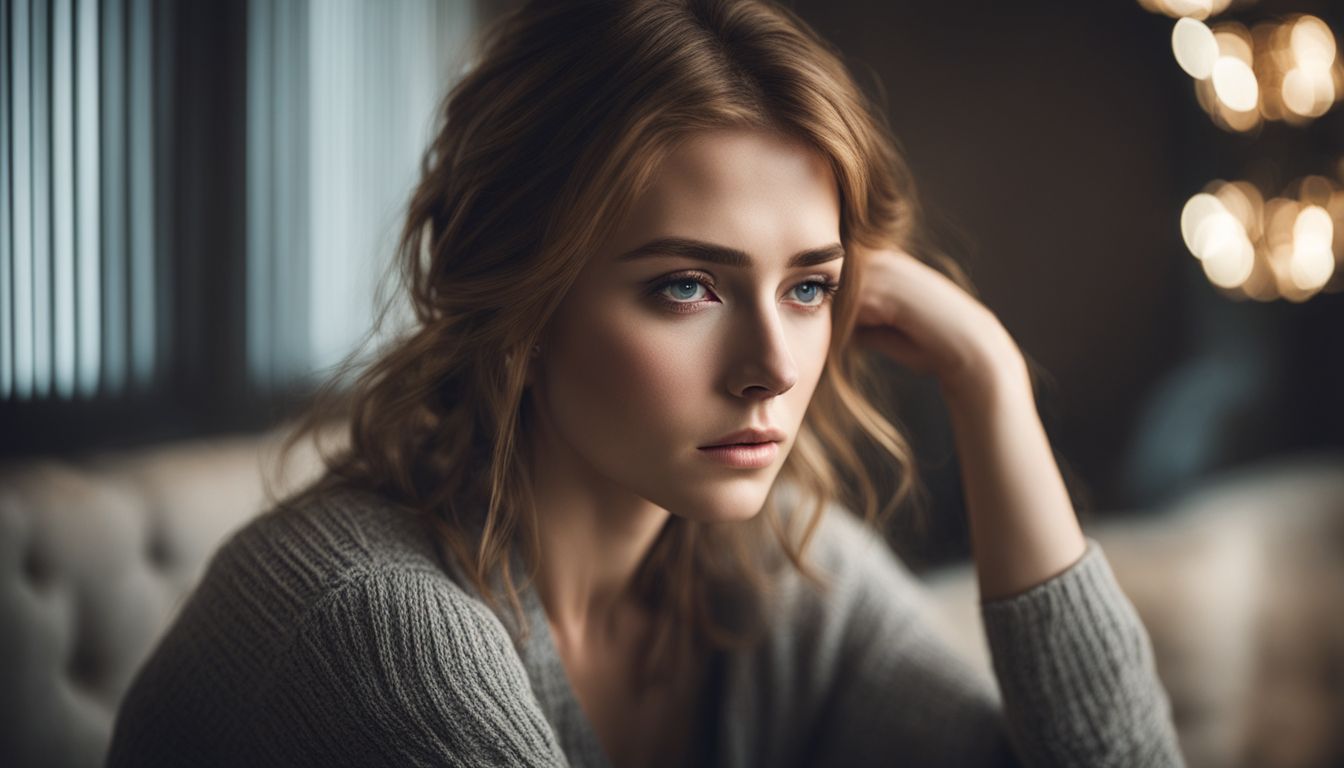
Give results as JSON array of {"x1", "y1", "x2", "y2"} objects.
[
  {"x1": 541, "y1": 296, "x2": 834, "y2": 462},
  {"x1": 790, "y1": 315, "x2": 832, "y2": 387},
  {"x1": 544, "y1": 307, "x2": 707, "y2": 450}
]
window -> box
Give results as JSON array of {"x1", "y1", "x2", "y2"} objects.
[
  {"x1": 246, "y1": 0, "x2": 475, "y2": 387},
  {"x1": 1, "y1": 0, "x2": 478, "y2": 453}
]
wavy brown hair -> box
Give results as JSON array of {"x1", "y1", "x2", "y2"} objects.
[{"x1": 281, "y1": 0, "x2": 967, "y2": 682}]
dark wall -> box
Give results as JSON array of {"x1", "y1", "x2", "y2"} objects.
[
  {"x1": 793, "y1": 0, "x2": 1187, "y2": 491},
  {"x1": 775, "y1": 1, "x2": 1344, "y2": 563}
]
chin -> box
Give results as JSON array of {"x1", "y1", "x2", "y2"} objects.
[{"x1": 660, "y1": 477, "x2": 775, "y2": 523}]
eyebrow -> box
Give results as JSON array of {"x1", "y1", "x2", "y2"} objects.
[{"x1": 616, "y1": 237, "x2": 845, "y2": 268}]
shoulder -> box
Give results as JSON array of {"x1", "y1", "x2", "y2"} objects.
[
  {"x1": 243, "y1": 501, "x2": 559, "y2": 765},
  {"x1": 241, "y1": 546, "x2": 561, "y2": 765},
  {"x1": 235, "y1": 485, "x2": 522, "y2": 658},
  {"x1": 111, "y1": 487, "x2": 545, "y2": 765},
  {"x1": 189, "y1": 484, "x2": 518, "y2": 671},
  {"x1": 275, "y1": 554, "x2": 526, "y2": 690},
  {"x1": 229, "y1": 484, "x2": 441, "y2": 568},
  {"x1": 178, "y1": 482, "x2": 519, "y2": 648},
  {"x1": 207, "y1": 485, "x2": 448, "y2": 609}
]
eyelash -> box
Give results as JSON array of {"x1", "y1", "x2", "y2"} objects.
[{"x1": 648, "y1": 270, "x2": 842, "y2": 314}]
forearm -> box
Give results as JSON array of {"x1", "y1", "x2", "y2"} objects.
[
  {"x1": 941, "y1": 342, "x2": 1087, "y2": 601},
  {"x1": 850, "y1": 249, "x2": 1181, "y2": 763}
]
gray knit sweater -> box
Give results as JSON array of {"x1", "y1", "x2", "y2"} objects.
[{"x1": 107, "y1": 487, "x2": 1185, "y2": 767}]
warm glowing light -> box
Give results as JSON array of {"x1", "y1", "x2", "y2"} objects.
[
  {"x1": 1168, "y1": 0, "x2": 1214, "y2": 18},
  {"x1": 1140, "y1": 0, "x2": 1211, "y2": 19},
  {"x1": 1265, "y1": 21, "x2": 1296, "y2": 72},
  {"x1": 1327, "y1": 189, "x2": 1344, "y2": 237},
  {"x1": 1181, "y1": 192, "x2": 1227, "y2": 253},
  {"x1": 1202, "y1": 233, "x2": 1255, "y2": 287},
  {"x1": 1282, "y1": 66, "x2": 1335, "y2": 116},
  {"x1": 1264, "y1": 198, "x2": 1301, "y2": 250},
  {"x1": 1240, "y1": 252, "x2": 1280, "y2": 301},
  {"x1": 1294, "y1": 205, "x2": 1334, "y2": 249},
  {"x1": 1193, "y1": 74, "x2": 1261, "y2": 133},
  {"x1": 1291, "y1": 15, "x2": 1337, "y2": 70},
  {"x1": 1211, "y1": 56, "x2": 1259, "y2": 111},
  {"x1": 1290, "y1": 242, "x2": 1335, "y2": 290},
  {"x1": 1173, "y1": 18, "x2": 1219, "y2": 79},
  {"x1": 1214, "y1": 26, "x2": 1255, "y2": 65},
  {"x1": 1182, "y1": 178, "x2": 1341, "y2": 300},
  {"x1": 1139, "y1": 0, "x2": 1233, "y2": 21},
  {"x1": 1222, "y1": 100, "x2": 1263, "y2": 131},
  {"x1": 1213, "y1": 181, "x2": 1261, "y2": 233},
  {"x1": 1230, "y1": 181, "x2": 1265, "y2": 237},
  {"x1": 1297, "y1": 175, "x2": 1336, "y2": 206},
  {"x1": 1268, "y1": 242, "x2": 1296, "y2": 294},
  {"x1": 1182, "y1": 14, "x2": 1339, "y2": 131},
  {"x1": 1193, "y1": 210, "x2": 1249, "y2": 264}
]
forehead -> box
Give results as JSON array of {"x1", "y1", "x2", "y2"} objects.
[{"x1": 603, "y1": 128, "x2": 842, "y2": 263}]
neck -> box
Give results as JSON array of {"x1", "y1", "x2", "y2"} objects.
[{"x1": 527, "y1": 418, "x2": 670, "y2": 649}]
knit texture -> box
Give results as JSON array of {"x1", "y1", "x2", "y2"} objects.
[{"x1": 107, "y1": 488, "x2": 1185, "y2": 767}]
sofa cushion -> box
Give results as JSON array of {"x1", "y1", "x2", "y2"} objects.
[{"x1": 0, "y1": 433, "x2": 320, "y2": 768}]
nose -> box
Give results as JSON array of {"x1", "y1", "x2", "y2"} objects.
[{"x1": 727, "y1": 302, "x2": 799, "y2": 400}]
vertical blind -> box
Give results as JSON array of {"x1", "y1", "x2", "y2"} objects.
[
  {"x1": 2, "y1": 0, "x2": 476, "y2": 406},
  {"x1": 2, "y1": 0, "x2": 160, "y2": 402},
  {"x1": 246, "y1": 0, "x2": 475, "y2": 388}
]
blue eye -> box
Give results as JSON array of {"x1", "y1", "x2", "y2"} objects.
[
  {"x1": 664, "y1": 278, "x2": 708, "y2": 302},
  {"x1": 790, "y1": 279, "x2": 841, "y2": 306},
  {"x1": 649, "y1": 272, "x2": 840, "y2": 313}
]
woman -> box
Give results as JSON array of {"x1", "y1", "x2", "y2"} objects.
[{"x1": 109, "y1": 0, "x2": 1184, "y2": 765}]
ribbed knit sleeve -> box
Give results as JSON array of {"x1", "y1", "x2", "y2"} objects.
[
  {"x1": 244, "y1": 567, "x2": 570, "y2": 767},
  {"x1": 761, "y1": 507, "x2": 1185, "y2": 768},
  {"x1": 980, "y1": 540, "x2": 1185, "y2": 767}
]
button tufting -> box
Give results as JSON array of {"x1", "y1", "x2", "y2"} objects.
[
  {"x1": 22, "y1": 548, "x2": 49, "y2": 588},
  {"x1": 67, "y1": 644, "x2": 104, "y2": 694},
  {"x1": 146, "y1": 528, "x2": 173, "y2": 570}
]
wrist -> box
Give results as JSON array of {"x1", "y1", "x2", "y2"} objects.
[{"x1": 938, "y1": 333, "x2": 1032, "y2": 415}]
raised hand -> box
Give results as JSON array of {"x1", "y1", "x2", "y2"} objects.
[
  {"x1": 849, "y1": 245, "x2": 1028, "y2": 408},
  {"x1": 848, "y1": 244, "x2": 1086, "y2": 601}
]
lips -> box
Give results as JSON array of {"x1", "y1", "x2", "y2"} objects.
[
  {"x1": 696, "y1": 441, "x2": 779, "y2": 469},
  {"x1": 699, "y1": 426, "x2": 787, "y2": 449}
]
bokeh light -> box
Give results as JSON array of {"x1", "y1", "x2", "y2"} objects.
[
  {"x1": 1161, "y1": 11, "x2": 1343, "y2": 132},
  {"x1": 1181, "y1": 177, "x2": 1344, "y2": 301},
  {"x1": 1146, "y1": 2, "x2": 1344, "y2": 304},
  {"x1": 1137, "y1": 0, "x2": 1233, "y2": 22},
  {"x1": 1173, "y1": 18, "x2": 1219, "y2": 79},
  {"x1": 1291, "y1": 14, "x2": 1337, "y2": 69}
]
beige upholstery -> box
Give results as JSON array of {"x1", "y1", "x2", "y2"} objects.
[
  {"x1": 0, "y1": 432, "x2": 1341, "y2": 768},
  {"x1": 922, "y1": 454, "x2": 1344, "y2": 768},
  {"x1": 0, "y1": 433, "x2": 321, "y2": 768}
]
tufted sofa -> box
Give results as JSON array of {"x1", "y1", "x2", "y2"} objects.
[
  {"x1": 0, "y1": 432, "x2": 324, "y2": 768},
  {"x1": 1, "y1": 430, "x2": 1342, "y2": 768}
]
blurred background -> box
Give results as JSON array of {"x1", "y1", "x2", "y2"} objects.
[{"x1": 1, "y1": 0, "x2": 1342, "y2": 766}]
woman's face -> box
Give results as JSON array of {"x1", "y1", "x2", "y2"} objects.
[{"x1": 530, "y1": 127, "x2": 843, "y2": 521}]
